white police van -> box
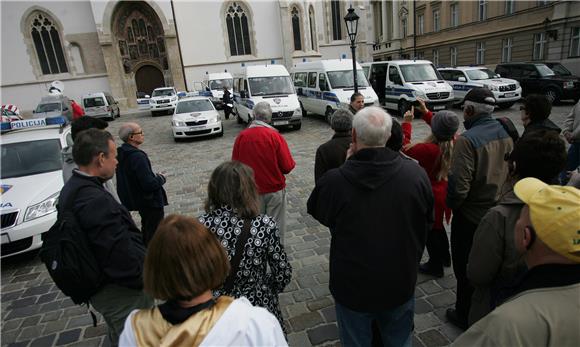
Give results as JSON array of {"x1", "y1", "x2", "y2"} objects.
[
  {"x1": 362, "y1": 60, "x2": 454, "y2": 115},
  {"x1": 202, "y1": 72, "x2": 234, "y2": 109},
  {"x1": 233, "y1": 64, "x2": 302, "y2": 130},
  {"x1": 292, "y1": 59, "x2": 378, "y2": 122},
  {"x1": 1, "y1": 117, "x2": 71, "y2": 258},
  {"x1": 438, "y1": 66, "x2": 522, "y2": 109}
]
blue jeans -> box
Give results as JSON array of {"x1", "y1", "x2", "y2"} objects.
[{"x1": 335, "y1": 297, "x2": 414, "y2": 347}]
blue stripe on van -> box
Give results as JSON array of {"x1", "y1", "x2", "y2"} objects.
[
  {"x1": 385, "y1": 88, "x2": 414, "y2": 97},
  {"x1": 233, "y1": 94, "x2": 254, "y2": 110},
  {"x1": 452, "y1": 84, "x2": 480, "y2": 91},
  {"x1": 300, "y1": 90, "x2": 340, "y2": 103}
]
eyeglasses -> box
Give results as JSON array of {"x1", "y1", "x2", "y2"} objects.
[{"x1": 131, "y1": 131, "x2": 143, "y2": 136}]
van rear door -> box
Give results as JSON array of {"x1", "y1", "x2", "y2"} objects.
[{"x1": 83, "y1": 96, "x2": 107, "y2": 117}]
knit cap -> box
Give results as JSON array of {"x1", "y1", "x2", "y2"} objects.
[
  {"x1": 431, "y1": 110, "x2": 459, "y2": 141},
  {"x1": 332, "y1": 109, "x2": 353, "y2": 132}
]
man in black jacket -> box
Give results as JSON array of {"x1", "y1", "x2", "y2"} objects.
[
  {"x1": 59, "y1": 129, "x2": 153, "y2": 346},
  {"x1": 307, "y1": 106, "x2": 434, "y2": 346},
  {"x1": 520, "y1": 94, "x2": 561, "y2": 138},
  {"x1": 314, "y1": 108, "x2": 353, "y2": 182},
  {"x1": 116, "y1": 122, "x2": 168, "y2": 246}
]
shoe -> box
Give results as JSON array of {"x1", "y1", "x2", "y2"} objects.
[
  {"x1": 419, "y1": 262, "x2": 444, "y2": 278},
  {"x1": 446, "y1": 308, "x2": 467, "y2": 330}
]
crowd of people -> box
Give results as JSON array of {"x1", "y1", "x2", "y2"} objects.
[{"x1": 55, "y1": 88, "x2": 580, "y2": 346}]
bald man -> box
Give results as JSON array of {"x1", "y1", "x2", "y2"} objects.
[{"x1": 116, "y1": 122, "x2": 168, "y2": 246}]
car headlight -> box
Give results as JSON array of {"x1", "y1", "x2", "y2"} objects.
[
  {"x1": 294, "y1": 107, "x2": 301, "y2": 116},
  {"x1": 173, "y1": 120, "x2": 186, "y2": 127},
  {"x1": 171, "y1": 97, "x2": 178, "y2": 102},
  {"x1": 485, "y1": 84, "x2": 499, "y2": 91},
  {"x1": 211, "y1": 114, "x2": 221, "y2": 123},
  {"x1": 564, "y1": 81, "x2": 575, "y2": 89},
  {"x1": 412, "y1": 90, "x2": 426, "y2": 99},
  {"x1": 150, "y1": 99, "x2": 157, "y2": 104},
  {"x1": 449, "y1": 91, "x2": 454, "y2": 98},
  {"x1": 24, "y1": 192, "x2": 59, "y2": 222}
]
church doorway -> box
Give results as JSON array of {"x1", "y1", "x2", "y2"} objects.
[{"x1": 135, "y1": 64, "x2": 164, "y2": 96}]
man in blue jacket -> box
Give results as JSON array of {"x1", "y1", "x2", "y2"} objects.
[{"x1": 116, "y1": 122, "x2": 168, "y2": 246}]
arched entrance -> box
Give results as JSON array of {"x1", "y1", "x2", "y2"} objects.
[{"x1": 135, "y1": 65, "x2": 164, "y2": 96}]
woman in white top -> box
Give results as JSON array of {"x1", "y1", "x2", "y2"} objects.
[{"x1": 119, "y1": 214, "x2": 287, "y2": 346}]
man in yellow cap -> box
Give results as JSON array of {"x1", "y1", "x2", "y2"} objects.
[{"x1": 453, "y1": 177, "x2": 580, "y2": 346}]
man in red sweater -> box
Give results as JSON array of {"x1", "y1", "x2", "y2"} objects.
[{"x1": 232, "y1": 102, "x2": 295, "y2": 242}]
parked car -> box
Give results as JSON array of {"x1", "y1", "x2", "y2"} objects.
[
  {"x1": 439, "y1": 66, "x2": 522, "y2": 109},
  {"x1": 540, "y1": 62, "x2": 574, "y2": 77},
  {"x1": 495, "y1": 63, "x2": 580, "y2": 103},
  {"x1": 171, "y1": 96, "x2": 223, "y2": 141},
  {"x1": 1, "y1": 116, "x2": 72, "y2": 258},
  {"x1": 150, "y1": 87, "x2": 178, "y2": 116},
  {"x1": 82, "y1": 92, "x2": 120, "y2": 120},
  {"x1": 32, "y1": 95, "x2": 73, "y2": 120}
]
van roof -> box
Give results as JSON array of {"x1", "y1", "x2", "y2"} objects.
[
  {"x1": 39, "y1": 95, "x2": 68, "y2": 102},
  {"x1": 293, "y1": 59, "x2": 363, "y2": 72},
  {"x1": 207, "y1": 72, "x2": 233, "y2": 80},
  {"x1": 361, "y1": 60, "x2": 434, "y2": 66},
  {"x1": 82, "y1": 92, "x2": 109, "y2": 98},
  {"x1": 244, "y1": 64, "x2": 290, "y2": 77}
]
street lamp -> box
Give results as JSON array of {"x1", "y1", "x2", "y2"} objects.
[{"x1": 344, "y1": 5, "x2": 360, "y2": 93}]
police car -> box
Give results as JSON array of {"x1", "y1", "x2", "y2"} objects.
[
  {"x1": 171, "y1": 96, "x2": 223, "y2": 140},
  {"x1": 438, "y1": 66, "x2": 522, "y2": 109},
  {"x1": 1, "y1": 117, "x2": 71, "y2": 258}
]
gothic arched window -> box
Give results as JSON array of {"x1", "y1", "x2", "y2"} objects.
[
  {"x1": 225, "y1": 2, "x2": 252, "y2": 56},
  {"x1": 291, "y1": 6, "x2": 302, "y2": 51},
  {"x1": 331, "y1": 0, "x2": 342, "y2": 41},
  {"x1": 309, "y1": 6, "x2": 317, "y2": 51},
  {"x1": 29, "y1": 12, "x2": 68, "y2": 74}
]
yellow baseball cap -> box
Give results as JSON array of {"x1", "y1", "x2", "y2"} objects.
[{"x1": 514, "y1": 177, "x2": 580, "y2": 263}]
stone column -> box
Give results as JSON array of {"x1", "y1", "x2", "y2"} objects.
[
  {"x1": 278, "y1": 2, "x2": 294, "y2": 69},
  {"x1": 392, "y1": 2, "x2": 400, "y2": 40},
  {"x1": 165, "y1": 19, "x2": 186, "y2": 92},
  {"x1": 382, "y1": 0, "x2": 389, "y2": 42}
]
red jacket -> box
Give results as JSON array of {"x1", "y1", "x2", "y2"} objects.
[
  {"x1": 402, "y1": 111, "x2": 451, "y2": 229},
  {"x1": 71, "y1": 101, "x2": 84, "y2": 120},
  {"x1": 232, "y1": 124, "x2": 295, "y2": 194}
]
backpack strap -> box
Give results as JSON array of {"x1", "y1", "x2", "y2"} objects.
[{"x1": 222, "y1": 219, "x2": 252, "y2": 292}]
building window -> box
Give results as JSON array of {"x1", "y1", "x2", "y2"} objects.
[
  {"x1": 450, "y1": 46, "x2": 457, "y2": 66},
  {"x1": 533, "y1": 32, "x2": 546, "y2": 60},
  {"x1": 450, "y1": 4, "x2": 459, "y2": 27},
  {"x1": 402, "y1": 18, "x2": 407, "y2": 38},
  {"x1": 225, "y1": 2, "x2": 252, "y2": 56},
  {"x1": 476, "y1": 42, "x2": 485, "y2": 64},
  {"x1": 331, "y1": 0, "x2": 342, "y2": 40},
  {"x1": 501, "y1": 38, "x2": 513, "y2": 62},
  {"x1": 505, "y1": 0, "x2": 515, "y2": 15},
  {"x1": 70, "y1": 43, "x2": 85, "y2": 74},
  {"x1": 433, "y1": 9, "x2": 440, "y2": 32},
  {"x1": 479, "y1": 0, "x2": 487, "y2": 21},
  {"x1": 291, "y1": 6, "x2": 302, "y2": 51},
  {"x1": 417, "y1": 51, "x2": 425, "y2": 59},
  {"x1": 29, "y1": 12, "x2": 68, "y2": 75},
  {"x1": 570, "y1": 27, "x2": 580, "y2": 57},
  {"x1": 433, "y1": 49, "x2": 439, "y2": 66},
  {"x1": 309, "y1": 6, "x2": 317, "y2": 51},
  {"x1": 418, "y1": 14, "x2": 424, "y2": 35}
]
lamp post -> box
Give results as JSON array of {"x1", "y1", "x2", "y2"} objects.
[{"x1": 344, "y1": 5, "x2": 360, "y2": 93}]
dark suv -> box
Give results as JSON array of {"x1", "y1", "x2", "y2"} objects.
[{"x1": 495, "y1": 63, "x2": 579, "y2": 103}]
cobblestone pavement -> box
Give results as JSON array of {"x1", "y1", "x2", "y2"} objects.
[{"x1": 1, "y1": 101, "x2": 576, "y2": 347}]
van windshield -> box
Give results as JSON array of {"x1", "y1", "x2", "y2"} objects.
[
  {"x1": 249, "y1": 76, "x2": 294, "y2": 96},
  {"x1": 400, "y1": 64, "x2": 440, "y2": 82},
  {"x1": 35, "y1": 103, "x2": 61, "y2": 113},
  {"x1": 152, "y1": 89, "x2": 175, "y2": 97},
  {"x1": 175, "y1": 99, "x2": 214, "y2": 113},
  {"x1": 209, "y1": 79, "x2": 233, "y2": 90},
  {"x1": 327, "y1": 70, "x2": 369, "y2": 88},
  {"x1": 465, "y1": 68, "x2": 498, "y2": 80},
  {"x1": 83, "y1": 97, "x2": 106, "y2": 108},
  {"x1": 1, "y1": 139, "x2": 62, "y2": 179}
]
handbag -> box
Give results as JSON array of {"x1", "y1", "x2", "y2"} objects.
[{"x1": 222, "y1": 219, "x2": 252, "y2": 292}]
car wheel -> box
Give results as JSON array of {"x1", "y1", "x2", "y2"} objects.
[
  {"x1": 109, "y1": 111, "x2": 115, "y2": 121},
  {"x1": 174, "y1": 137, "x2": 182, "y2": 143},
  {"x1": 236, "y1": 112, "x2": 243, "y2": 124},
  {"x1": 545, "y1": 87, "x2": 560, "y2": 104},
  {"x1": 398, "y1": 99, "x2": 410, "y2": 117},
  {"x1": 325, "y1": 107, "x2": 334, "y2": 124},
  {"x1": 300, "y1": 102, "x2": 308, "y2": 117},
  {"x1": 294, "y1": 122, "x2": 302, "y2": 131},
  {"x1": 498, "y1": 102, "x2": 515, "y2": 109}
]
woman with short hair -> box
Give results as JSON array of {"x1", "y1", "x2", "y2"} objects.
[
  {"x1": 199, "y1": 161, "x2": 292, "y2": 331},
  {"x1": 119, "y1": 214, "x2": 286, "y2": 346}
]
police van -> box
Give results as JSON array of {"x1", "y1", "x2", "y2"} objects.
[
  {"x1": 233, "y1": 64, "x2": 302, "y2": 130},
  {"x1": 362, "y1": 60, "x2": 454, "y2": 115},
  {"x1": 438, "y1": 66, "x2": 522, "y2": 109},
  {"x1": 292, "y1": 59, "x2": 378, "y2": 122},
  {"x1": 1, "y1": 117, "x2": 71, "y2": 258},
  {"x1": 203, "y1": 72, "x2": 234, "y2": 109}
]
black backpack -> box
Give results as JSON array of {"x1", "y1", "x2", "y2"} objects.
[
  {"x1": 496, "y1": 116, "x2": 520, "y2": 144},
  {"x1": 40, "y1": 185, "x2": 103, "y2": 306}
]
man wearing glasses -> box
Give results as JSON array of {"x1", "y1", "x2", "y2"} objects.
[{"x1": 116, "y1": 122, "x2": 168, "y2": 246}]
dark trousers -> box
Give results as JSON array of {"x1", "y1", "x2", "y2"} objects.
[
  {"x1": 138, "y1": 207, "x2": 164, "y2": 246},
  {"x1": 425, "y1": 228, "x2": 450, "y2": 269},
  {"x1": 450, "y1": 211, "x2": 478, "y2": 325},
  {"x1": 224, "y1": 105, "x2": 232, "y2": 119}
]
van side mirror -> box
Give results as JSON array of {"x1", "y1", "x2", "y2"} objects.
[
  {"x1": 145, "y1": 95, "x2": 151, "y2": 98},
  {"x1": 458, "y1": 77, "x2": 467, "y2": 82},
  {"x1": 206, "y1": 87, "x2": 210, "y2": 91},
  {"x1": 495, "y1": 74, "x2": 501, "y2": 78}
]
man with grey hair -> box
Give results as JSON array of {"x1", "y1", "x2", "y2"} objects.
[
  {"x1": 232, "y1": 102, "x2": 295, "y2": 241},
  {"x1": 308, "y1": 107, "x2": 434, "y2": 346},
  {"x1": 116, "y1": 122, "x2": 167, "y2": 246},
  {"x1": 314, "y1": 108, "x2": 353, "y2": 182},
  {"x1": 445, "y1": 87, "x2": 513, "y2": 330}
]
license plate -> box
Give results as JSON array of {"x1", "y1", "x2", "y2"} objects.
[
  {"x1": 1, "y1": 234, "x2": 9, "y2": 244},
  {"x1": 504, "y1": 92, "x2": 515, "y2": 97},
  {"x1": 274, "y1": 121, "x2": 289, "y2": 125},
  {"x1": 189, "y1": 126, "x2": 205, "y2": 130},
  {"x1": 433, "y1": 105, "x2": 445, "y2": 110}
]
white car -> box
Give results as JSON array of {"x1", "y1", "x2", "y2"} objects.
[
  {"x1": 438, "y1": 67, "x2": 522, "y2": 109},
  {"x1": 171, "y1": 97, "x2": 223, "y2": 141},
  {"x1": 150, "y1": 87, "x2": 178, "y2": 116},
  {"x1": 1, "y1": 117, "x2": 72, "y2": 258}
]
